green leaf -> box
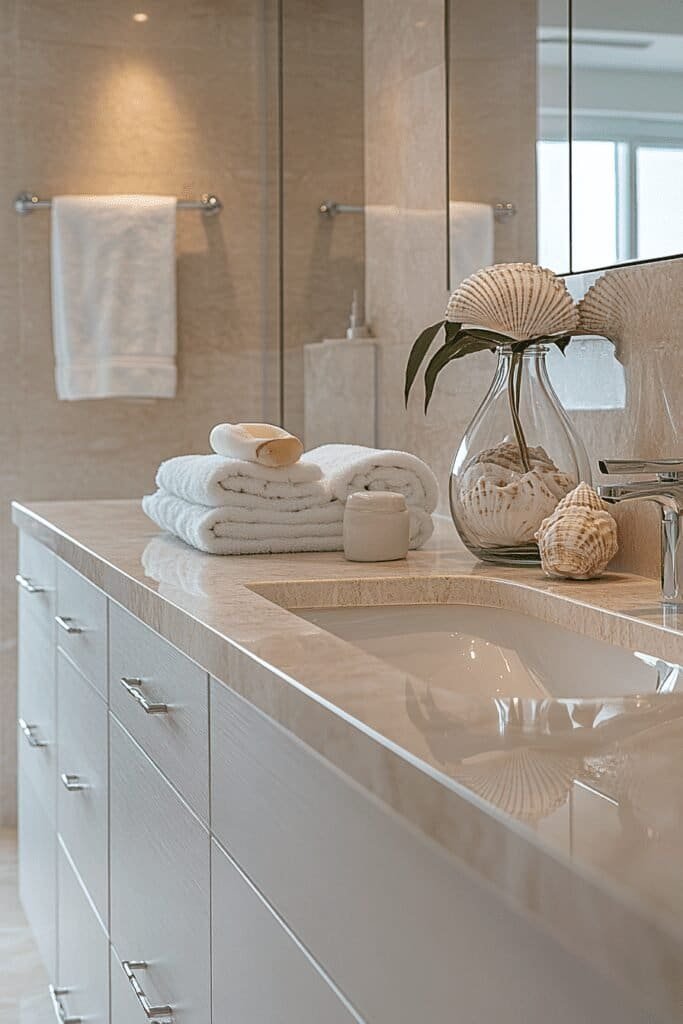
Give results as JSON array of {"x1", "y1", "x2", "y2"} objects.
[
  {"x1": 553, "y1": 335, "x2": 572, "y2": 354},
  {"x1": 423, "y1": 338, "x2": 496, "y2": 412},
  {"x1": 456, "y1": 328, "x2": 513, "y2": 347},
  {"x1": 404, "y1": 320, "x2": 445, "y2": 406},
  {"x1": 444, "y1": 320, "x2": 463, "y2": 344}
]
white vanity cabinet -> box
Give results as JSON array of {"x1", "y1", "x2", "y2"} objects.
[{"x1": 16, "y1": 530, "x2": 668, "y2": 1024}]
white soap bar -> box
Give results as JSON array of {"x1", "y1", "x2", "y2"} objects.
[{"x1": 343, "y1": 491, "x2": 410, "y2": 562}]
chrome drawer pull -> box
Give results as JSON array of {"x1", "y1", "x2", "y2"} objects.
[
  {"x1": 18, "y1": 718, "x2": 47, "y2": 748},
  {"x1": 60, "y1": 773, "x2": 86, "y2": 792},
  {"x1": 121, "y1": 961, "x2": 174, "y2": 1022},
  {"x1": 48, "y1": 984, "x2": 81, "y2": 1024},
  {"x1": 15, "y1": 573, "x2": 46, "y2": 594},
  {"x1": 120, "y1": 677, "x2": 169, "y2": 715},
  {"x1": 55, "y1": 615, "x2": 83, "y2": 634}
]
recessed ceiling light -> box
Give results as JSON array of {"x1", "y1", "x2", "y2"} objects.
[{"x1": 132, "y1": 12, "x2": 149, "y2": 22}]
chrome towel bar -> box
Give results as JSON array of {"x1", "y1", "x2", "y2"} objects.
[
  {"x1": 14, "y1": 192, "x2": 223, "y2": 216},
  {"x1": 319, "y1": 198, "x2": 517, "y2": 222}
]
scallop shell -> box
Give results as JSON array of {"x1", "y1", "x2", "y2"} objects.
[
  {"x1": 469, "y1": 441, "x2": 558, "y2": 475},
  {"x1": 453, "y1": 747, "x2": 577, "y2": 822},
  {"x1": 553, "y1": 482, "x2": 608, "y2": 515},
  {"x1": 535, "y1": 506, "x2": 618, "y2": 580},
  {"x1": 457, "y1": 462, "x2": 575, "y2": 547},
  {"x1": 576, "y1": 264, "x2": 655, "y2": 362},
  {"x1": 445, "y1": 263, "x2": 579, "y2": 341}
]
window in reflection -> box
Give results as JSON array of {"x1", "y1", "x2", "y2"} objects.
[{"x1": 637, "y1": 146, "x2": 683, "y2": 260}]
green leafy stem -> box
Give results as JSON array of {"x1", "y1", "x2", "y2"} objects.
[{"x1": 404, "y1": 322, "x2": 573, "y2": 473}]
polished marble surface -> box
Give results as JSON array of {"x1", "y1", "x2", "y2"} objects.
[
  {"x1": 11, "y1": 498, "x2": 683, "y2": 1021},
  {"x1": 0, "y1": 830, "x2": 51, "y2": 1024}
]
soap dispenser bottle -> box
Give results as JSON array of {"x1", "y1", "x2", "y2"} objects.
[{"x1": 346, "y1": 290, "x2": 371, "y2": 340}]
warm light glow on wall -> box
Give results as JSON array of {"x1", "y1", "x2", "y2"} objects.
[{"x1": 132, "y1": 12, "x2": 149, "y2": 22}]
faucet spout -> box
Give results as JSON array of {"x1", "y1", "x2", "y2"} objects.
[{"x1": 597, "y1": 459, "x2": 683, "y2": 607}]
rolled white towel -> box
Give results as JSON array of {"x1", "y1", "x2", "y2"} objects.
[
  {"x1": 155, "y1": 453, "x2": 329, "y2": 510},
  {"x1": 210, "y1": 422, "x2": 304, "y2": 468},
  {"x1": 142, "y1": 490, "x2": 433, "y2": 555},
  {"x1": 302, "y1": 444, "x2": 439, "y2": 512}
]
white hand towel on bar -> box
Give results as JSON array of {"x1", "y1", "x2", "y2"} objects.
[
  {"x1": 51, "y1": 195, "x2": 177, "y2": 400},
  {"x1": 142, "y1": 490, "x2": 433, "y2": 555},
  {"x1": 155, "y1": 453, "x2": 329, "y2": 510},
  {"x1": 302, "y1": 444, "x2": 439, "y2": 512},
  {"x1": 448, "y1": 201, "x2": 494, "y2": 290}
]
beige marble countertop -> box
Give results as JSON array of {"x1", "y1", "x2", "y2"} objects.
[{"x1": 12, "y1": 499, "x2": 683, "y2": 1021}]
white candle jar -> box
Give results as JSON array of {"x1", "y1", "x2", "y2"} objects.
[{"x1": 343, "y1": 491, "x2": 410, "y2": 562}]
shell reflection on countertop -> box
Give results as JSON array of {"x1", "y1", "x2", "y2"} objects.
[{"x1": 11, "y1": 498, "x2": 683, "y2": 1022}]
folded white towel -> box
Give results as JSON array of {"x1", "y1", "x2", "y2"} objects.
[
  {"x1": 302, "y1": 444, "x2": 439, "y2": 512},
  {"x1": 155, "y1": 454, "x2": 327, "y2": 510},
  {"x1": 51, "y1": 195, "x2": 177, "y2": 400},
  {"x1": 142, "y1": 490, "x2": 343, "y2": 554},
  {"x1": 142, "y1": 490, "x2": 433, "y2": 555}
]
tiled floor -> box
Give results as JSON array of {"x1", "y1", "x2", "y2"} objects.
[{"x1": 0, "y1": 829, "x2": 52, "y2": 1024}]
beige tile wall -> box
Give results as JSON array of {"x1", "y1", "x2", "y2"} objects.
[
  {"x1": 0, "y1": 0, "x2": 279, "y2": 824},
  {"x1": 282, "y1": 0, "x2": 365, "y2": 436},
  {"x1": 449, "y1": 0, "x2": 538, "y2": 266},
  {"x1": 364, "y1": 0, "x2": 683, "y2": 584}
]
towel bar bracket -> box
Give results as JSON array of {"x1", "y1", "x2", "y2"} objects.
[{"x1": 13, "y1": 192, "x2": 223, "y2": 216}]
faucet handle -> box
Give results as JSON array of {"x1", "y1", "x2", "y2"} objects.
[{"x1": 599, "y1": 459, "x2": 683, "y2": 480}]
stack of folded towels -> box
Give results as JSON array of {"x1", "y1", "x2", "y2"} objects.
[{"x1": 142, "y1": 423, "x2": 439, "y2": 555}]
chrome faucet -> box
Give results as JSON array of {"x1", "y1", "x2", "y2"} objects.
[{"x1": 598, "y1": 459, "x2": 683, "y2": 607}]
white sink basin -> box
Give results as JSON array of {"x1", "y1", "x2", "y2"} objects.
[{"x1": 296, "y1": 604, "x2": 681, "y2": 699}]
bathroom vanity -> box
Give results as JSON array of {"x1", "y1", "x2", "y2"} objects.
[{"x1": 13, "y1": 499, "x2": 683, "y2": 1024}]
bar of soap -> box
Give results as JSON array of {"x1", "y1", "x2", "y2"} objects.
[{"x1": 343, "y1": 491, "x2": 410, "y2": 562}]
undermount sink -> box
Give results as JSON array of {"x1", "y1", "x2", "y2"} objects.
[{"x1": 296, "y1": 604, "x2": 681, "y2": 700}]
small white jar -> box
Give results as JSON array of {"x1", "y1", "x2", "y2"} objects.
[{"x1": 343, "y1": 491, "x2": 410, "y2": 562}]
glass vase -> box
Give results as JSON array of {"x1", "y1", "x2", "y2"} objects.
[{"x1": 449, "y1": 345, "x2": 591, "y2": 565}]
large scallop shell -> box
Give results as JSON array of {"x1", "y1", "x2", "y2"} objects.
[
  {"x1": 576, "y1": 263, "x2": 656, "y2": 362},
  {"x1": 457, "y1": 461, "x2": 575, "y2": 546},
  {"x1": 445, "y1": 263, "x2": 579, "y2": 341},
  {"x1": 536, "y1": 506, "x2": 618, "y2": 580}
]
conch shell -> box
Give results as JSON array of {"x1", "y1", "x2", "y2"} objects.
[
  {"x1": 445, "y1": 263, "x2": 579, "y2": 341},
  {"x1": 535, "y1": 484, "x2": 618, "y2": 580},
  {"x1": 456, "y1": 442, "x2": 575, "y2": 547}
]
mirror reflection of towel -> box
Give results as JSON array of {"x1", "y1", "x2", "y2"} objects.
[{"x1": 449, "y1": 201, "x2": 494, "y2": 290}]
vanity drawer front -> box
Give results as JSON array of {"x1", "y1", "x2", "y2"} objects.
[
  {"x1": 18, "y1": 769, "x2": 56, "y2": 981},
  {"x1": 57, "y1": 651, "x2": 108, "y2": 926},
  {"x1": 56, "y1": 841, "x2": 109, "y2": 1024},
  {"x1": 109, "y1": 602, "x2": 209, "y2": 821},
  {"x1": 110, "y1": 717, "x2": 211, "y2": 1024},
  {"x1": 56, "y1": 560, "x2": 107, "y2": 698},
  {"x1": 17, "y1": 532, "x2": 56, "y2": 631},
  {"x1": 212, "y1": 840, "x2": 357, "y2": 1024},
  {"x1": 215, "y1": 678, "x2": 556, "y2": 1024},
  {"x1": 18, "y1": 604, "x2": 56, "y2": 822}
]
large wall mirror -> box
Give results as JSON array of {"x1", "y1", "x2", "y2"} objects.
[{"x1": 448, "y1": 0, "x2": 683, "y2": 287}]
